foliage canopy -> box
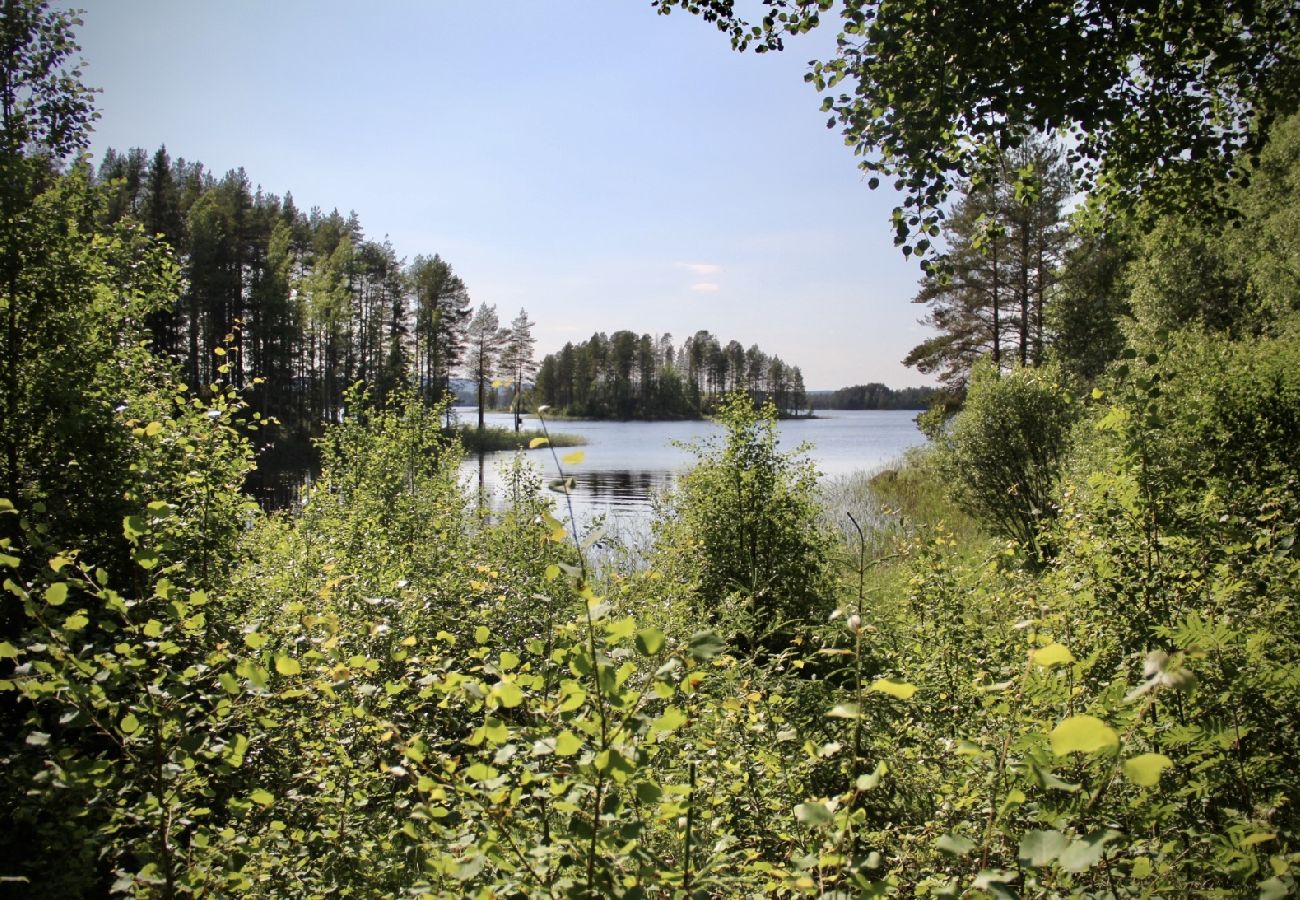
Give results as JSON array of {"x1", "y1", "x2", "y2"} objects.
[{"x1": 654, "y1": 0, "x2": 1300, "y2": 253}]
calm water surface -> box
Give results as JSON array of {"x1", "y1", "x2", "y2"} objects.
[{"x1": 457, "y1": 408, "x2": 926, "y2": 537}]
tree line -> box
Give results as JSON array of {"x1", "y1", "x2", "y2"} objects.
[
  {"x1": 533, "y1": 330, "x2": 808, "y2": 419},
  {"x1": 94, "y1": 146, "x2": 500, "y2": 440},
  {"x1": 809, "y1": 383, "x2": 937, "y2": 410}
]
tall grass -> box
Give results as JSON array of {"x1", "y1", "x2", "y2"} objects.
[{"x1": 449, "y1": 425, "x2": 585, "y2": 453}]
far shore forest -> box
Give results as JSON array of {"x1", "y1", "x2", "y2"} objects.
[{"x1": 3, "y1": 1, "x2": 1300, "y2": 898}]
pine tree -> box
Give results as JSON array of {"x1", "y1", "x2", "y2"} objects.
[
  {"x1": 463, "y1": 303, "x2": 502, "y2": 431},
  {"x1": 905, "y1": 139, "x2": 1071, "y2": 392},
  {"x1": 500, "y1": 308, "x2": 536, "y2": 430},
  {"x1": 410, "y1": 254, "x2": 470, "y2": 414}
]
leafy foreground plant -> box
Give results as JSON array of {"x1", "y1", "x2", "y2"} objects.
[{"x1": 3, "y1": 371, "x2": 1297, "y2": 897}]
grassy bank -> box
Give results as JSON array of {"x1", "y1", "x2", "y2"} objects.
[{"x1": 449, "y1": 425, "x2": 586, "y2": 453}]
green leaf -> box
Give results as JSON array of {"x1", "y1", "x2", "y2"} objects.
[
  {"x1": 122, "y1": 515, "x2": 146, "y2": 541},
  {"x1": 499, "y1": 650, "x2": 520, "y2": 671},
  {"x1": 465, "y1": 763, "x2": 497, "y2": 781},
  {"x1": 554, "y1": 730, "x2": 582, "y2": 756},
  {"x1": 249, "y1": 788, "x2": 274, "y2": 807},
  {"x1": 142, "y1": 619, "x2": 164, "y2": 638},
  {"x1": 1058, "y1": 830, "x2": 1121, "y2": 872},
  {"x1": 225, "y1": 733, "x2": 249, "y2": 767},
  {"x1": 635, "y1": 627, "x2": 666, "y2": 656},
  {"x1": 635, "y1": 781, "x2": 663, "y2": 804},
  {"x1": 935, "y1": 834, "x2": 976, "y2": 856},
  {"x1": 1050, "y1": 715, "x2": 1119, "y2": 755},
  {"x1": 483, "y1": 718, "x2": 509, "y2": 744},
  {"x1": 44, "y1": 583, "x2": 68, "y2": 606},
  {"x1": 274, "y1": 655, "x2": 301, "y2": 676},
  {"x1": 1123, "y1": 753, "x2": 1172, "y2": 787},
  {"x1": 236, "y1": 659, "x2": 270, "y2": 690},
  {"x1": 474, "y1": 625, "x2": 490, "y2": 645},
  {"x1": 1241, "y1": 832, "x2": 1277, "y2": 847},
  {"x1": 687, "y1": 630, "x2": 725, "y2": 660},
  {"x1": 544, "y1": 564, "x2": 561, "y2": 581},
  {"x1": 0, "y1": 641, "x2": 18, "y2": 659},
  {"x1": 604, "y1": 617, "x2": 636, "y2": 643},
  {"x1": 827, "y1": 703, "x2": 863, "y2": 719},
  {"x1": 120, "y1": 713, "x2": 140, "y2": 735},
  {"x1": 1030, "y1": 642, "x2": 1075, "y2": 668},
  {"x1": 493, "y1": 680, "x2": 523, "y2": 708},
  {"x1": 794, "y1": 802, "x2": 834, "y2": 827},
  {"x1": 1018, "y1": 829, "x2": 1069, "y2": 868},
  {"x1": 62, "y1": 612, "x2": 88, "y2": 631},
  {"x1": 134, "y1": 548, "x2": 159, "y2": 570},
  {"x1": 243, "y1": 631, "x2": 267, "y2": 650},
  {"x1": 869, "y1": 678, "x2": 917, "y2": 700},
  {"x1": 650, "y1": 706, "x2": 687, "y2": 735},
  {"x1": 0, "y1": 553, "x2": 18, "y2": 568},
  {"x1": 1259, "y1": 877, "x2": 1289, "y2": 900}
]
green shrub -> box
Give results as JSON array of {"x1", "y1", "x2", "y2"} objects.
[
  {"x1": 652, "y1": 394, "x2": 837, "y2": 648},
  {"x1": 937, "y1": 360, "x2": 1078, "y2": 559}
]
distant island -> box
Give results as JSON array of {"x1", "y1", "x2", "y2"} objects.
[
  {"x1": 530, "y1": 330, "x2": 810, "y2": 419},
  {"x1": 523, "y1": 330, "x2": 935, "y2": 420},
  {"x1": 807, "y1": 383, "x2": 937, "y2": 410}
]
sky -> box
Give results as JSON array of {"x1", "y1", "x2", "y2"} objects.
[{"x1": 73, "y1": 1, "x2": 935, "y2": 390}]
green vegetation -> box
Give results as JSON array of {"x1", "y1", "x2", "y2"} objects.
[
  {"x1": 451, "y1": 425, "x2": 585, "y2": 454},
  {"x1": 533, "y1": 329, "x2": 809, "y2": 419},
  {"x1": 810, "y1": 382, "x2": 937, "y2": 410},
  {"x1": 3, "y1": 2, "x2": 1300, "y2": 897}
]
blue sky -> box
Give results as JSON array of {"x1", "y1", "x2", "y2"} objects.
[{"x1": 75, "y1": 1, "x2": 934, "y2": 389}]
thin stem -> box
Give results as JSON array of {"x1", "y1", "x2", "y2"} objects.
[{"x1": 683, "y1": 760, "x2": 696, "y2": 893}]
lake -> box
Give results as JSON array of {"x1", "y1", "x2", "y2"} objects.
[{"x1": 456, "y1": 408, "x2": 927, "y2": 540}]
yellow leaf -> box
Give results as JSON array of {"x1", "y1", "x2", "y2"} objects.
[
  {"x1": 561, "y1": 450, "x2": 585, "y2": 466},
  {"x1": 274, "y1": 655, "x2": 301, "y2": 676},
  {"x1": 529, "y1": 437, "x2": 549, "y2": 449},
  {"x1": 1051, "y1": 715, "x2": 1119, "y2": 755},
  {"x1": 1123, "y1": 753, "x2": 1172, "y2": 787},
  {"x1": 1031, "y1": 642, "x2": 1075, "y2": 668},
  {"x1": 44, "y1": 583, "x2": 69, "y2": 606},
  {"x1": 869, "y1": 679, "x2": 917, "y2": 700},
  {"x1": 555, "y1": 730, "x2": 581, "y2": 755}
]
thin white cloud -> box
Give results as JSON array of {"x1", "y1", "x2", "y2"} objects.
[
  {"x1": 691, "y1": 282, "x2": 721, "y2": 293},
  {"x1": 678, "y1": 262, "x2": 722, "y2": 275}
]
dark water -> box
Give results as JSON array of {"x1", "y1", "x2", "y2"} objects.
[{"x1": 457, "y1": 408, "x2": 927, "y2": 538}]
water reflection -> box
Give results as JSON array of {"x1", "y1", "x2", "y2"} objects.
[
  {"x1": 555, "y1": 470, "x2": 678, "y2": 508},
  {"x1": 457, "y1": 407, "x2": 928, "y2": 544}
]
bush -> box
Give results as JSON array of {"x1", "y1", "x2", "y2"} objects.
[
  {"x1": 653, "y1": 394, "x2": 837, "y2": 647},
  {"x1": 936, "y1": 361, "x2": 1078, "y2": 558}
]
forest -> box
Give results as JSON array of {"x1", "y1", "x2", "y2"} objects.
[
  {"x1": 91, "y1": 144, "x2": 515, "y2": 445},
  {"x1": 808, "y1": 384, "x2": 937, "y2": 411},
  {"x1": 532, "y1": 331, "x2": 809, "y2": 419},
  {"x1": 3, "y1": 1, "x2": 1299, "y2": 898}
]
